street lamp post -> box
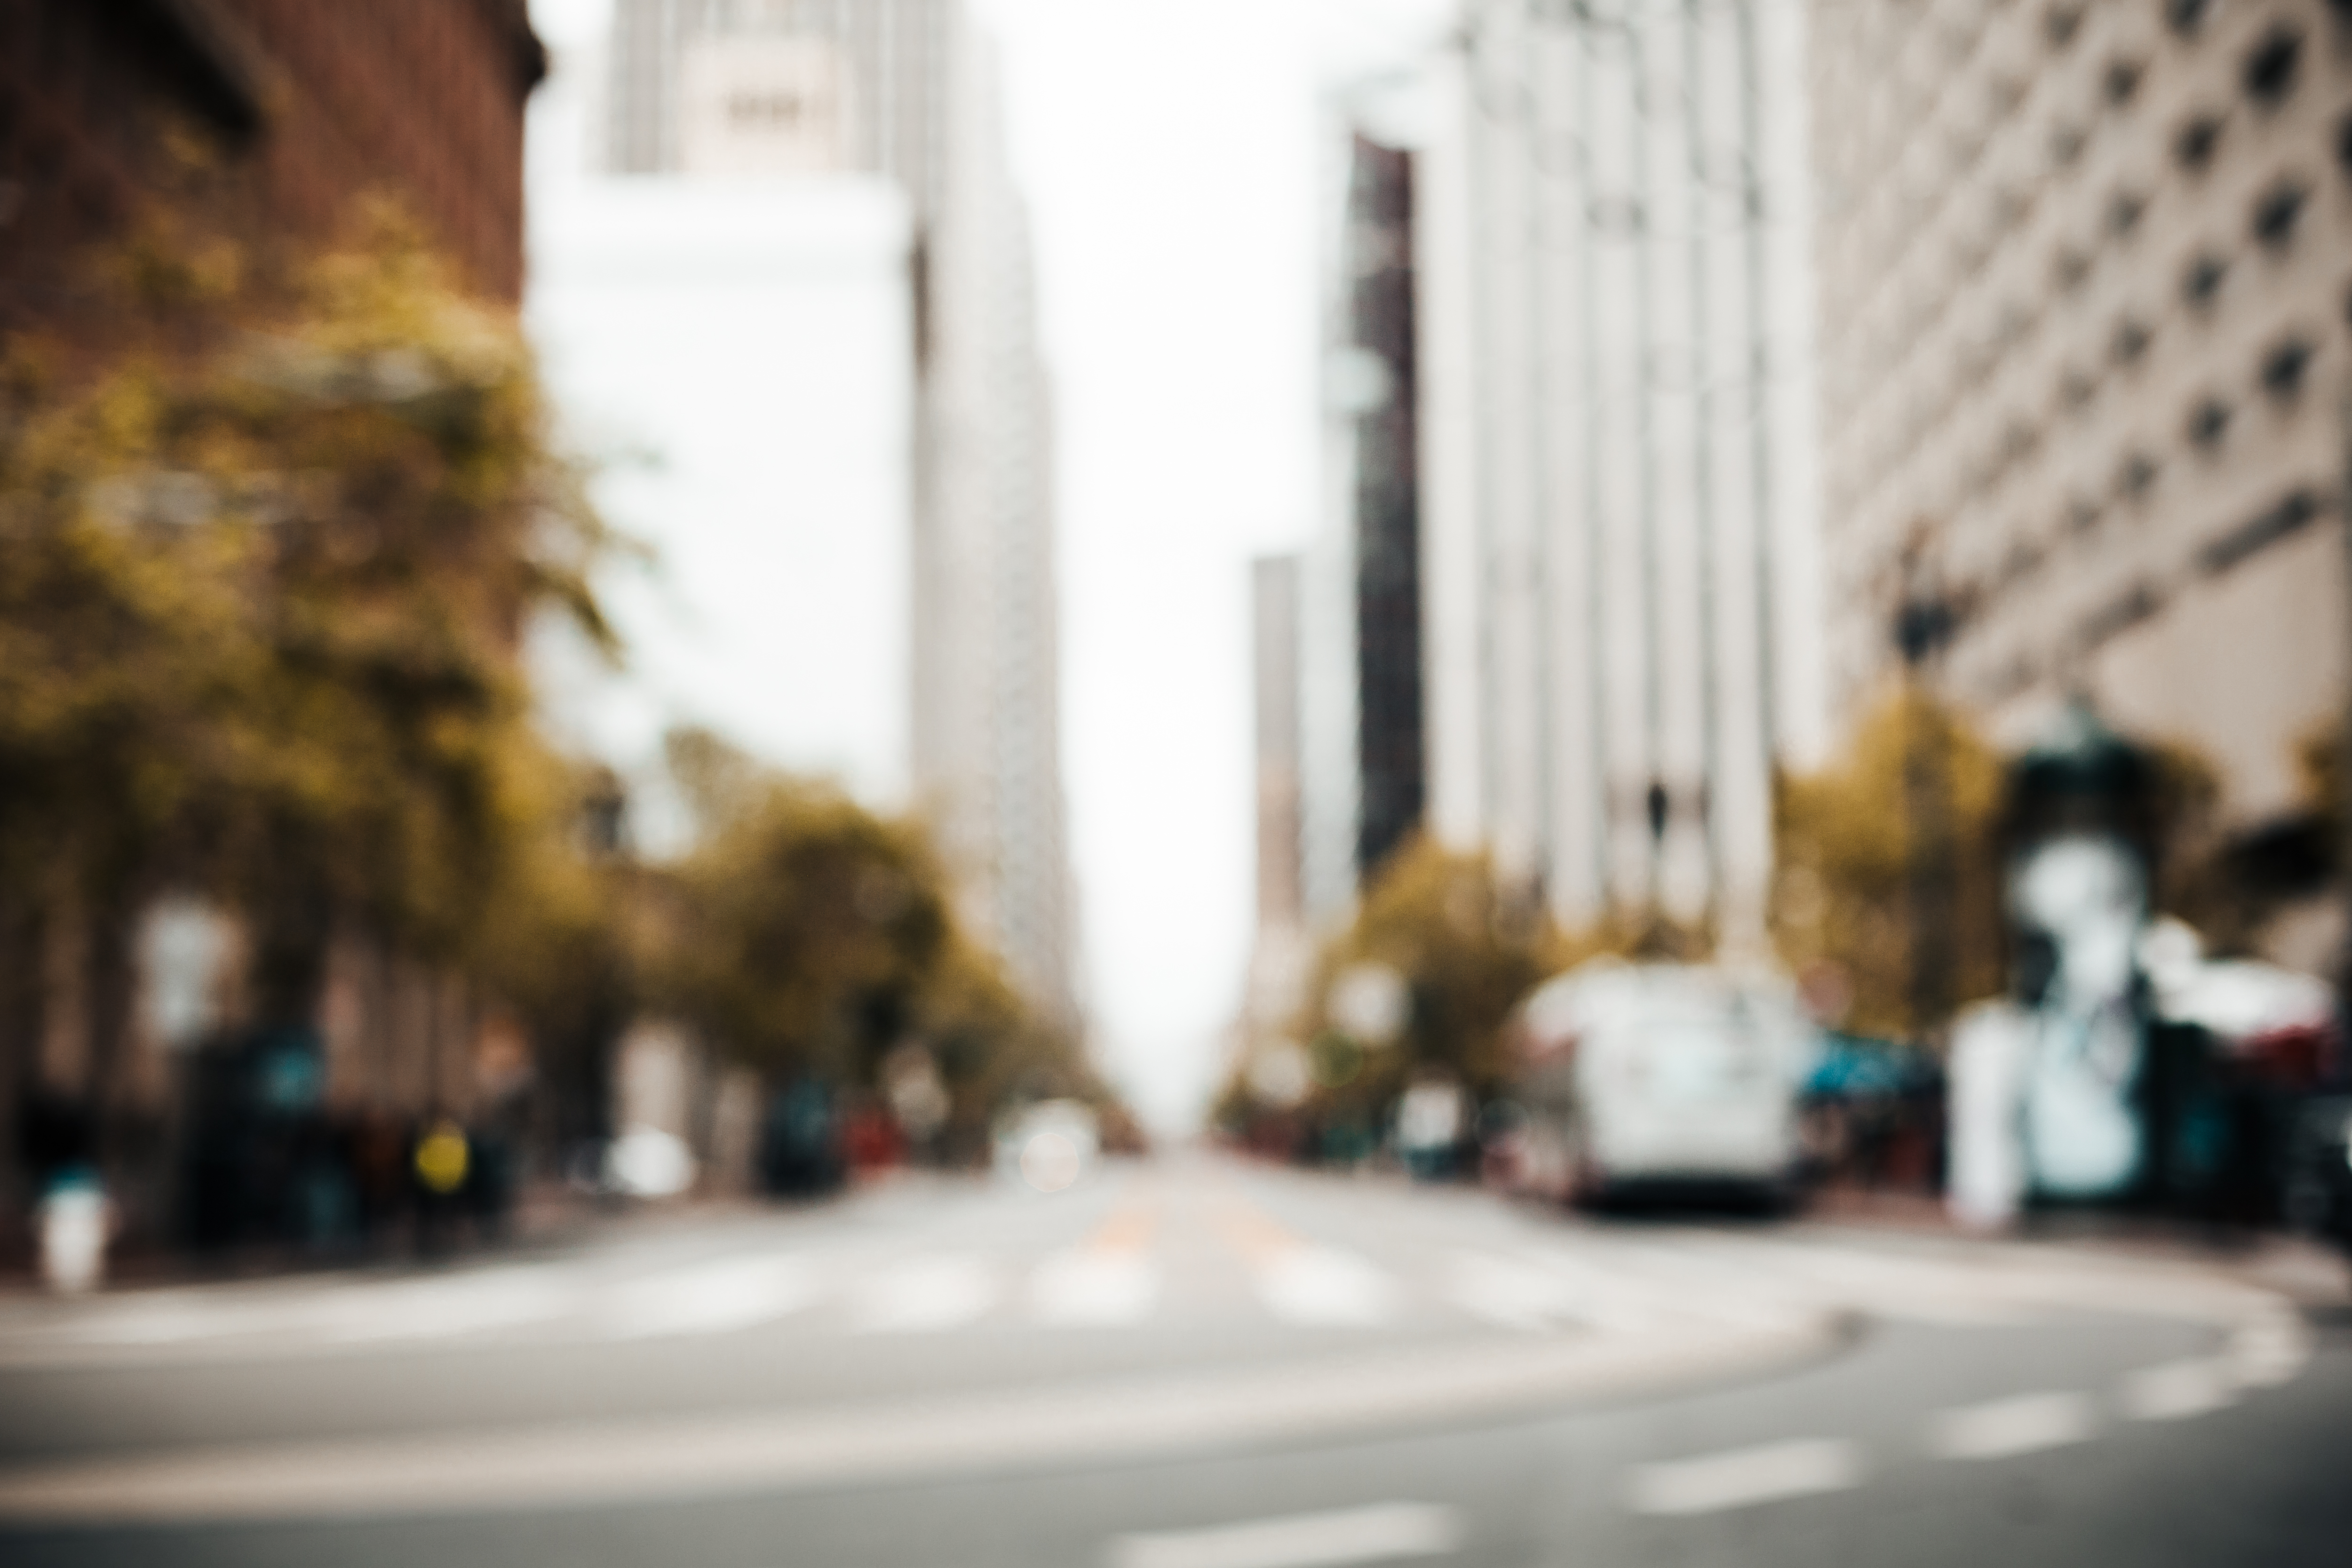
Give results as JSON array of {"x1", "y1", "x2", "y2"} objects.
[
  {"x1": 1895, "y1": 557, "x2": 1957, "y2": 1041},
  {"x1": 2338, "y1": 384, "x2": 2352, "y2": 1072}
]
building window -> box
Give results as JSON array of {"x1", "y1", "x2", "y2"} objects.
[
  {"x1": 2252, "y1": 179, "x2": 2307, "y2": 250},
  {"x1": 2182, "y1": 251, "x2": 2228, "y2": 308},
  {"x1": 2046, "y1": 2, "x2": 2085, "y2": 46},
  {"x1": 2108, "y1": 190, "x2": 2146, "y2": 238},
  {"x1": 2053, "y1": 247, "x2": 2091, "y2": 292},
  {"x1": 2117, "y1": 450, "x2": 2160, "y2": 502},
  {"x1": 2243, "y1": 28, "x2": 2301, "y2": 109},
  {"x1": 2336, "y1": 113, "x2": 2352, "y2": 183},
  {"x1": 2175, "y1": 113, "x2": 2225, "y2": 172},
  {"x1": 2260, "y1": 335, "x2": 2314, "y2": 401},
  {"x1": 2111, "y1": 315, "x2": 2153, "y2": 365},
  {"x1": 2002, "y1": 417, "x2": 2039, "y2": 465},
  {"x1": 2187, "y1": 395, "x2": 2232, "y2": 450},
  {"x1": 2050, "y1": 121, "x2": 2087, "y2": 167},
  {"x1": 2061, "y1": 366, "x2": 2097, "y2": 411},
  {"x1": 2105, "y1": 58, "x2": 2144, "y2": 106},
  {"x1": 2202, "y1": 486, "x2": 2324, "y2": 575},
  {"x1": 2168, "y1": 0, "x2": 2215, "y2": 37}
]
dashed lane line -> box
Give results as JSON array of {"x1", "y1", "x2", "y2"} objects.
[
  {"x1": 1627, "y1": 1438, "x2": 1862, "y2": 1516},
  {"x1": 1104, "y1": 1502, "x2": 1463, "y2": 1568},
  {"x1": 1925, "y1": 1391, "x2": 2098, "y2": 1460},
  {"x1": 2119, "y1": 1358, "x2": 2237, "y2": 1422}
]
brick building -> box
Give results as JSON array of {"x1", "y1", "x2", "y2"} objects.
[
  {"x1": 0, "y1": 0, "x2": 544, "y2": 331},
  {"x1": 0, "y1": 0, "x2": 547, "y2": 1257}
]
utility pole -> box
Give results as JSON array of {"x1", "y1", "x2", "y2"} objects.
[
  {"x1": 2338, "y1": 385, "x2": 2352, "y2": 1072},
  {"x1": 1895, "y1": 532, "x2": 1957, "y2": 1041}
]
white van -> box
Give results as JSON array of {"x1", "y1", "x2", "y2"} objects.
[{"x1": 1500, "y1": 961, "x2": 1816, "y2": 1206}]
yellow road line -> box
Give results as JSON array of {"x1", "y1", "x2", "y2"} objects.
[
  {"x1": 1082, "y1": 1201, "x2": 1159, "y2": 1257},
  {"x1": 1210, "y1": 1201, "x2": 1300, "y2": 1265}
]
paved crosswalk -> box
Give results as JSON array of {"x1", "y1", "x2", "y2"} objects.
[{"x1": 0, "y1": 1212, "x2": 2313, "y2": 1377}]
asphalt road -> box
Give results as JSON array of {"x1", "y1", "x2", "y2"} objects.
[{"x1": 0, "y1": 1155, "x2": 2345, "y2": 1567}]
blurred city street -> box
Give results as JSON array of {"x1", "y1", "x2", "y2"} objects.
[
  {"x1": 1, "y1": 1155, "x2": 2347, "y2": 1568},
  {"x1": 12, "y1": 4, "x2": 2352, "y2": 1561}
]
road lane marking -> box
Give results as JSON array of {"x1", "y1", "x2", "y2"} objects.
[
  {"x1": 849, "y1": 1255, "x2": 998, "y2": 1333},
  {"x1": 592, "y1": 1255, "x2": 816, "y2": 1339},
  {"x1": 1256, "y1": 1248, "x2": 1398, "y2": 1327},
  {"x1": 2226, "y1": 1310, "x2": 2310, "y2": 1387},
  {"x1": 1210, "y1": 1202, "x2": 1397, "y2": 1327},
  {"x1": 2119, "y1": 1359, "x2": 2237, "y2": 1421},
  {"x1": 315, "y1": 1270, "x2": 576, "y2": 1343},
  {"x1": 1088, "y1": 1201, "x2": 1160, "y2": 1255},
  {"x1": 1628, "y1": 1439, "x2": 1860, "y2": 1515},
  {"x1": 1444, "y1": 1251, "x2": 1586, "y2": 1331},
  {"x1": 1925, "y1": 1392, "x2": 2095, "y2": 1460},
  {"x1": 1031, "y1": 1250, "x2": 1160, "y2": 1325},
  {"x1": 1104, "y1": 1503, "x2": 1463, "y2": 1568}
]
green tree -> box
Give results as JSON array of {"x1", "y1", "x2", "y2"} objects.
[
  {"x1": 1274, "y1": 837, "x2": 1573, "y2": 1138},
  {"x1": 0, "y1": 197, "x2": 620, "y2": 1107},
  {"x1": 651, "y1": 728, "x2": 1119, "y2": 1162},
  {"x1": 1772, "y1": 687, "x2": 2006, "y2": 1039}
]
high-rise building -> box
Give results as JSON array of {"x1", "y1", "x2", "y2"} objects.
[
  {"x1": 1242, "y1": 555, "x2": 1311, "y2": 1040},
  {"x1": 1810, "y1": 0, "x2": 2350, "y2": 969},
  {"x1": 1414, "y1": 0, "x2": 1823, "y2": 943},
  {"x1": 601, "y1": 0, "x2": 1074, "y2": 1020},
  {"x1": 1300, "y1": 114, "x2": 1430, "y2": 925}
]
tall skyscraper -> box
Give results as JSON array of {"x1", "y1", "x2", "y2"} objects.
[
  {"x1": 1300, "y1": 111, "x2": 1430, "y2": 925},
  {"x1": 1242, "y1": 555, "x2": 1311, "y2": 1042},
  {"x1": 1414, "y1": 0, "x2": 1822, "y2": 943},
  {"x1": 1810, "y1": 0, "x2": 2349, "y2": 971},
  {"x1": 601, "y1": 0, "x2": 1074, "y2": 1021}
]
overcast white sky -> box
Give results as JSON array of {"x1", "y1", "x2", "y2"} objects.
[{"x1": 525, "y1": 0, "x2": 1449, "y2": 1130}]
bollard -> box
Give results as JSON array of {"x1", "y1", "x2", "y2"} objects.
[{"x1": 39, "y1": 1171, "x2": 111, "y2": 1295}]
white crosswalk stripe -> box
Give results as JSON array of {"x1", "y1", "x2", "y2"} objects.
[
  {"x1": 849, "y1": 1253, "x2": 999, "y2": 1333},
  {"x1": 0, "y1": 1223, "x2": 2314, "y2": 1382},
  {"x1": 1254, "y1": 1247, "x2": 1398, "y2": 1327},
  {"x1": 1030, "y1": 1250, "x2": 1160, "y2": 1326},
  {"x1": 1442, "y1": 1250, "x2": 1586, "y2": 1330},
  {"x1": 591, "y1": 1255, "x2": 816, "y2": 1339}
]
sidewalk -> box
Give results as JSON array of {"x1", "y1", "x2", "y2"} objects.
[{"x1": 1802, "y1": 1183, "x2": 2352, "y2": 1310}]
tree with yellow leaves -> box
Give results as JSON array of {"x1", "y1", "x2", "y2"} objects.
[
  {"x1": 1771, "y1": 687, "x2": 2008, "y2": 1040},
  {"x1": 0, "y1": 198, "x2": 620, "y2": 1140}
]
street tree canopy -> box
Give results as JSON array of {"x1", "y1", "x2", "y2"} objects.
[
  {"x1": 651, "y1": 729, "x2": 1122, "y2": 1160},
  {"x1": 0, "y1": 197, "x2": 620, "y2": 1029}
]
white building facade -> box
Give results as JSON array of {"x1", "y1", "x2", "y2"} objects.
[
  {"x1": 1415, "y1": 0, "x2": 1825, "y2": 944},
  {"x1": 601, "y1": 0, "x2": 1075, "y2": 1021}
]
